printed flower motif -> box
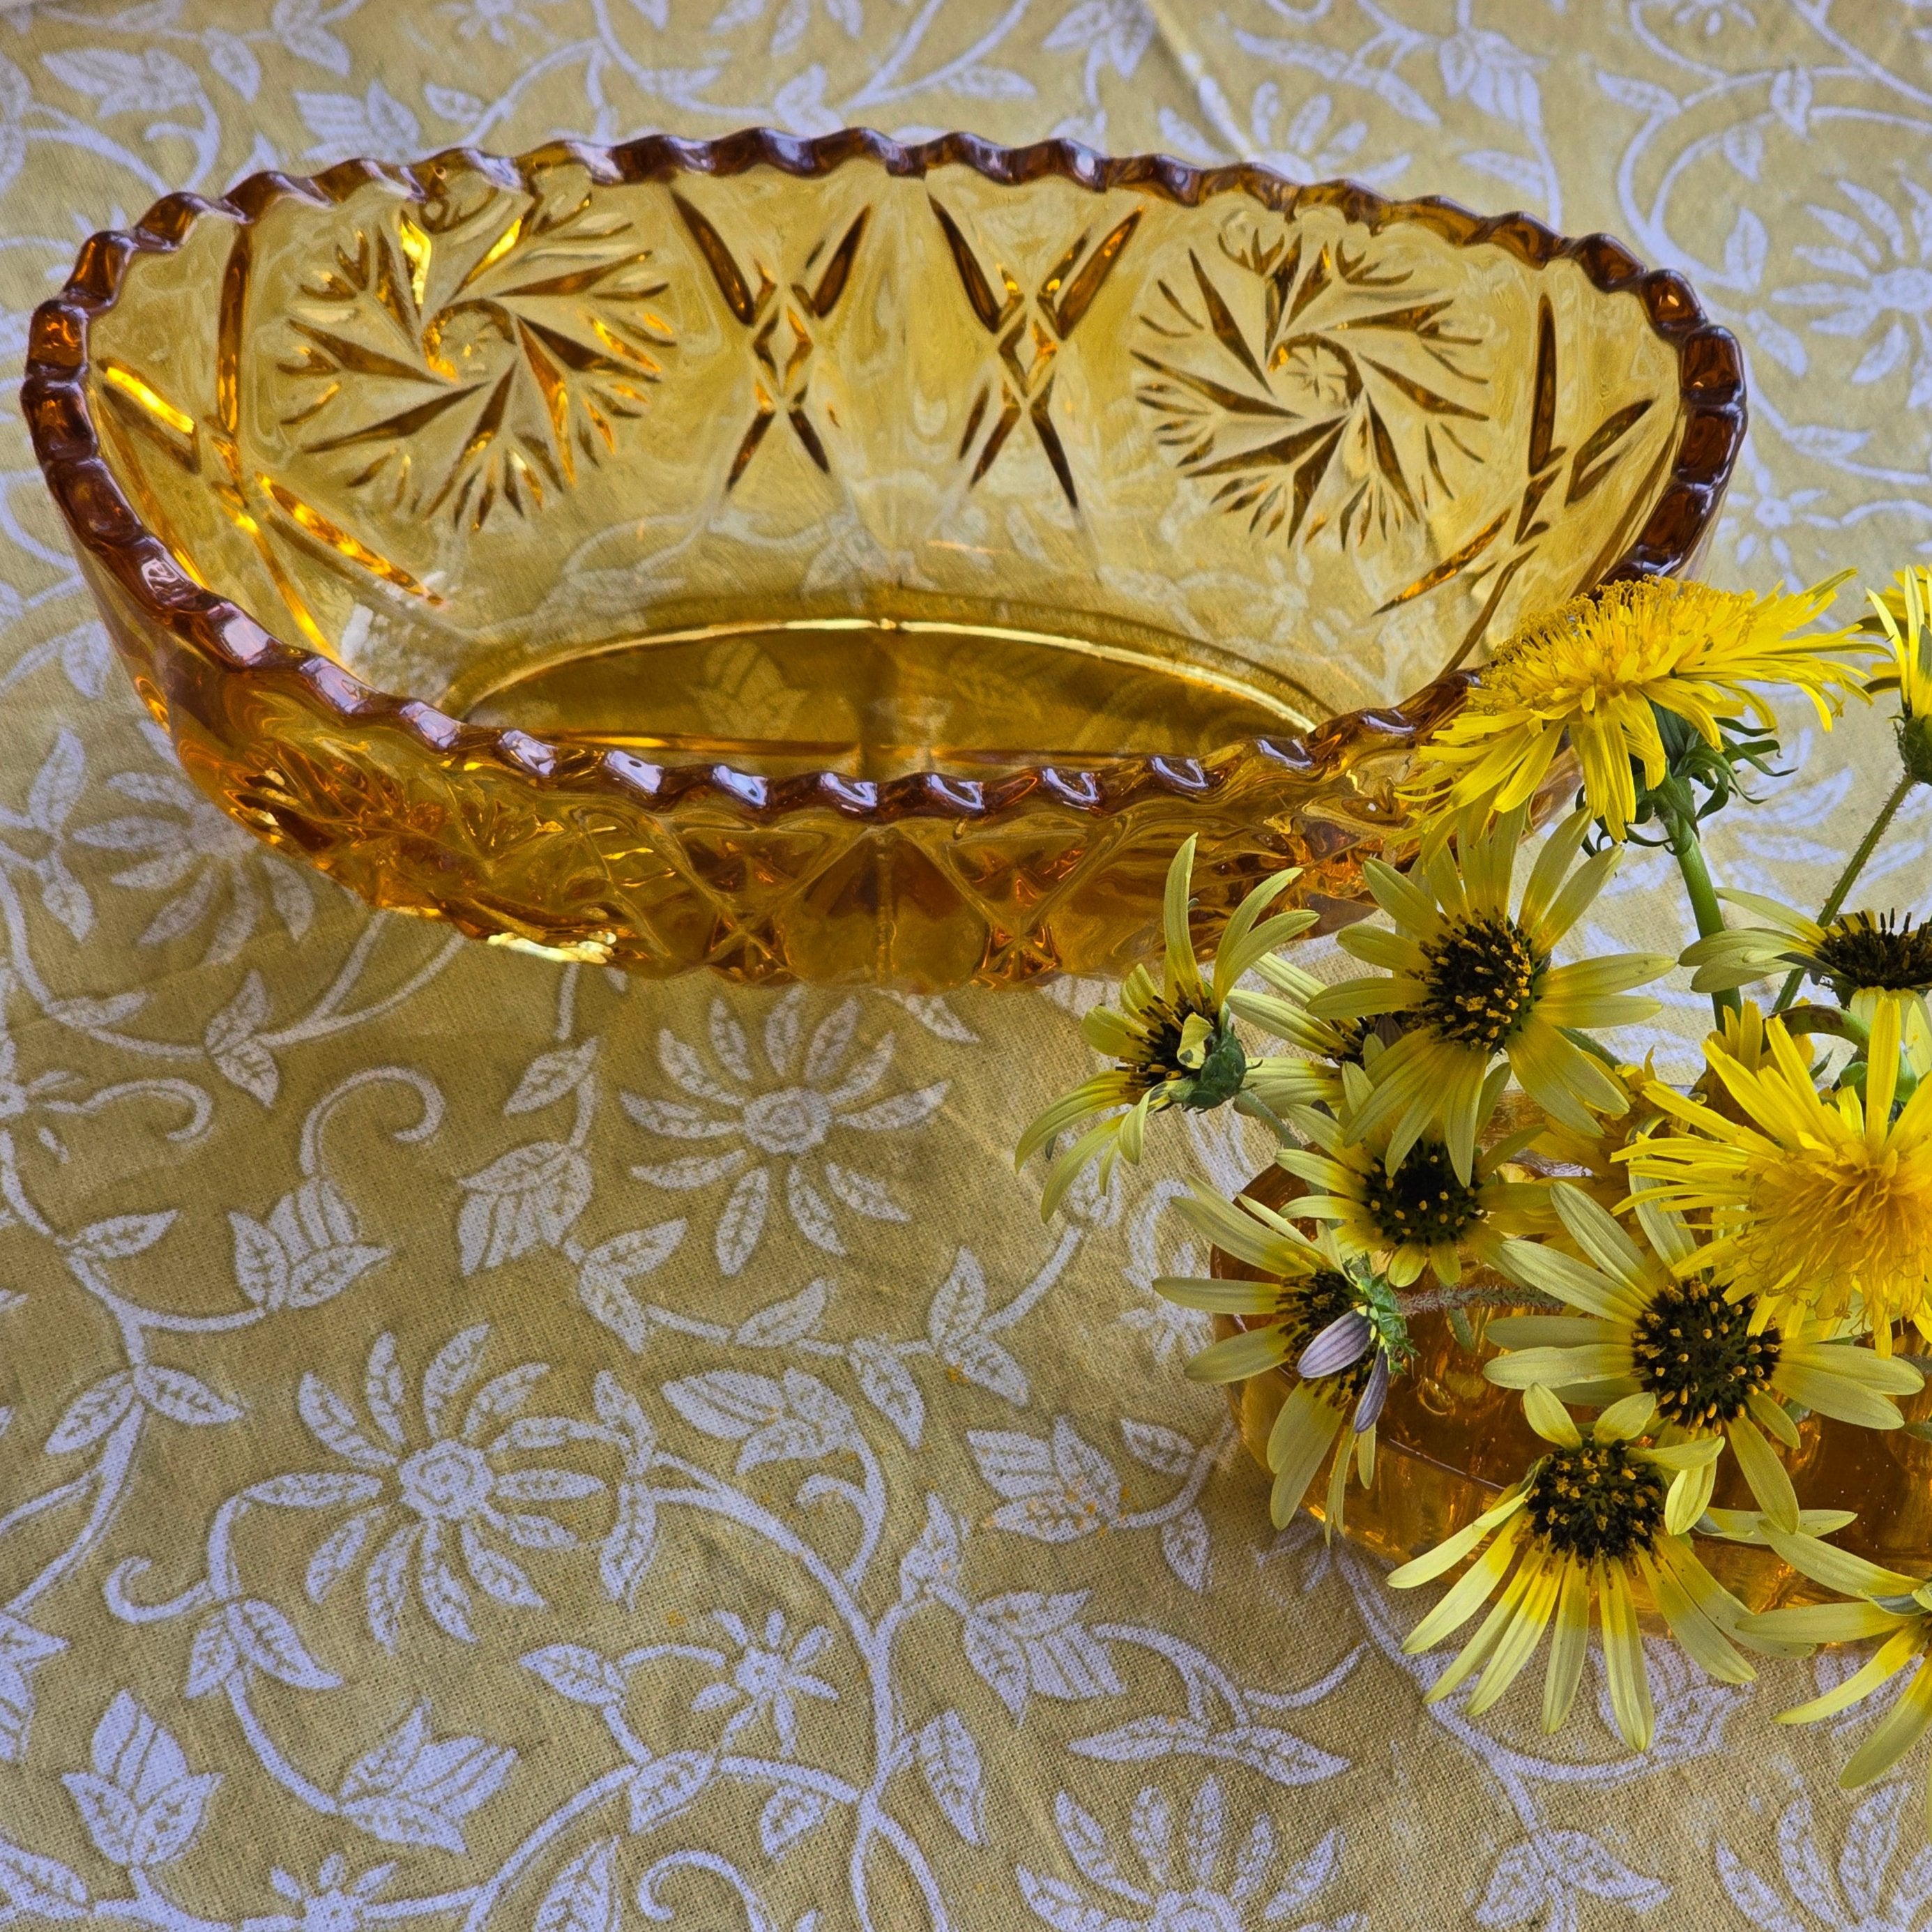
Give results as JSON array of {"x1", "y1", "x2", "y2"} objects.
[
  {"x1": 1016, "y1": 1774, "x2": 1355, "y2": 1932},
  {"x1": 1720, "y1": 448, "x2": 1830, "y2": 575},
  {"x1": 1018, "y1": 840, "x2": 1311, "y2": 1215},
  {"x1": 1776, "y1": 176, "x2": 1932, "y2": 407},
  {"x1": 294, "y1": 1326, "x2": 604, "y2": 1650},
  {"x1": 1158, "y1": 1189, "x2": 1408, "y2": 1535},
  {"x1": 70, "y1": 729, "x2": 316, "y2": 965},
  {"x1": 1391, "y1": 1387, "x2": 1749, "y2": 1750},
  {"x1": 624, "y1": 991, "x2": 947, "y2": 1274},
  {"x1": 247, "y1": 1855, "x2": 396, "y2": 1932},
  {"x1": 1625, "y1": 1003, "x2": 1932, "y2": 1344},
  {"x1": 1404, "y1": 576, "x2": 1866, "y2": 840},
  {"x1": 1487, "y1": 1181, "x2": 1920, "y2": 1530},
  {"x1": 1278, "y1": 1070, "x2": 1548, "y2": 1287},
  {"x1": 1307, "y1": 805, "x2": 1668, "y2": 1178},
  {"x1": 690, "y1": 1609, "x2": 836, "y2": 1757}
]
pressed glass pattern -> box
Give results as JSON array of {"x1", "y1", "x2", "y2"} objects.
[{"x1": 25, "y1": 130, "x2": 1743, "y2": 987}]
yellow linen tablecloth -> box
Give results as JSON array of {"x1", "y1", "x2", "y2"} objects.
[{"x1": 3, "y1": 3, "x2": 1931, "y2": 1927}]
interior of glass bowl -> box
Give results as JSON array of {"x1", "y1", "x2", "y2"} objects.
[{"x1": 79, "y1": 143, "x2": 1694, "y2": 780}]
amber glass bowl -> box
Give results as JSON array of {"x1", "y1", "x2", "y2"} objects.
[
  {"x1": 24, "y1": 130, "x2": 1741, "y2": 985},
  {"x1": 1212, "y1": 1164, "x2": 1932, "y2": 1613}
]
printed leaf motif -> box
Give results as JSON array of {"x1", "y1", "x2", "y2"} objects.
[
  {"x1": 65, "y1": 1695, "x2": 218, "y2": 1869},
  {"x1": 522, "y1": 1645, "x2": 627, "y2": 1707},
  {"x1": 508, "y1": 1040, "x2": 600, "y2": 1114},
  {"x1": 627, "y1": 1750, "x2": 713, "y2": 1834},
  {"x1": 0, "y1": 1615, "x2": 65, "y2": 1765},
  {"x1": 848, "y1": 1337, "x2": 923, "y2": 1447},
  {"x1": 132, "y1": 1365, "x2": 243, "y2": 1428},
  {"x1": 1120, "y1": 1418, "x2": 1197, "y2": 1476},
  {"x1": 206, "y1": 972, "x2": 277, "y2": 1105},
  {"x1": 224, "y1": 1599, "x2": 340, "y2": 1690},
  {"x1": 600, "y1": 1481, "x2": 657, "y2": 1604},
  {"x1": 457, "y1": 1143, "x2": 593, "y2": 1273},
  {"x1": 917, "y1": 1710, "x2": 984, "y2": 1846},
  {"x1": 759, "y1": 1783, "x2": 829, "y2": 1858},
  {"x1": 337, "y1": 1705, "x2": 515, "y2": 1854},
  {"x1": 734, "y1": 1278, "x2": 828, "y2": 1348},
  {"x1": 0, "y1": 1836, "x2": 88, "y2": 1918},
  {"x1": 899, "y1": 1494, "x2": 964, "y2": 1603},
  {"x1": 971, "y1": 1417, "x2": 1121, "y2": 1541},
  {"x1": 1161, "y1": 1509, "x2": 1210, "y2": 1592},
  {"x1": 45, "y1": 1373, "x2": 137, "y2": 1454},
  {"x1": 577, "y1": 1222, "x2": 685, "y2": 1353},
  {"x1": 534, "y1": 1839, "x2": 621, "y2": 1932}
]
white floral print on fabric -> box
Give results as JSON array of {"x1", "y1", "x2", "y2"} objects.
[{"x1": 0, "y1": 4, "x2": 1930, "y2": 1931}]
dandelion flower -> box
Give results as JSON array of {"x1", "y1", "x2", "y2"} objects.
[
  {"x1": 1487, "y1": 1181, "x2": 1920, "y2": 1533},
  {"x1": 1017, "y1": 839, "x2": 1315, "y2": 1215},
  {"x1": 1158, "y1": 1190, "x2": 1408, "y2": 1533},
  {"x1": 1306, "y1": 805, "x2": 1668, "y2": 1180},
  {"x1": 1747, "y1": 1532, "x2": 1932, "y2": 1830},
  {"x1": 1277, "y1": 1067, "x2": 1548, "y2": 1286},
  {"x1": 1407, "y1": 575, "x2": 1866, "y2": 839},
  {"x1": 1623, "y1": 1002, "x2": 1932, "y2": 1345},
  {"x1": 1390, "y1": 1385, "x2": 1750, "y2": 1747}
]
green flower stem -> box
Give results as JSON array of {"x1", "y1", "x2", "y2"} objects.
[
  {"x1": 1233, "y1": 1088, "x2": 1291, "y2": 1142},
  {"x1": 1779, "y1": 1003, "x2": 1870, "y2": 1049},
  {"x1": 1773, "y1": 768, "x2": 1917, "y2": 1014},
  {"x1": 1661, "y1": 800, "x2": 1740, "y2": 1028}
]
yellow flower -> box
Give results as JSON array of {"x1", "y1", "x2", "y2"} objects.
[
  {"x1": 1277, "y1": 1068, "x2": 1547, "y2": 1286},
  {"x1": 1745, "y1": 1532, "x2": 1932, "y2": 1830},
  {"x1": 1156, "y1": 1191, "x2": 1407, "y2": 1535},
  {"x1": 1682, "y1": 895, "x2": 1932, "y2": 1073},
  {"x1": 1622, "y1": 1003, "x2": 1932, "y2": 1346},
  {"x1": 1487, "y1": 1180, "x2": 1921, "y2": 1532},
  {"x1": 1017, "y1": 838, "x2": 1316, "y2": 1216},
  {"x1": 1867, "y1": 564, "x2": 1932, "y2": 785},
  {"x1": 1406, "y1": 575, "x2": 1866, "y2": 839},
  {"x1": 1228, "y1": 952, "x2": 1383, "y2": 1115},
  {"x1": 1390, "y1": 1385, "x2": 1751, "y2": 1749},
  {"x1": 1305, "y1": 805, "x2": 1668, "y2": 1182}
]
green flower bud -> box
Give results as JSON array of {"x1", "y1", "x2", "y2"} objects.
[{"x1": 1900, "y1": 710, "x2": 1932, "y2": 788}]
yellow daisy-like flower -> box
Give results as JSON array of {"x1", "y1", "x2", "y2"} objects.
[
  {"x1": 1486, "y1": 1180, "x2": 1921, "y2": 1533},
  {"x1": 1390, "y1": 1385, "x2": 1749, "y2": 1749},
  {"x1": 1867, "y1": 563, "x2": 1932, "y2": 785},
  {"x1": 1622, "y1": 1001, "x2": 1932, "y2": 1346},
  {"x1": 1228, "y1": 952, "x2": 1384, "y2": 1115},
  {"x1": 1278, "y1": 1068, "x2": 1548, "y2": 1286},
  {"x1": 1406, "y1": 575, "x2": 1865, "y2": 839},
  {"x1": 1155, "y1": 1192, "x2": 1407, "y2": 1535},
  {"x1": 1744, "y1": 1532, "x2": 1932, "y2": 1830},
  {"x1": 1681, "y1": 895, "x2": 1932, "y2": 1072},
  {"x1": 1017, "y1": 839, "x2": 1316, "y2": 1216},
  {"x1": 1305, "y1": 805, "x2": 1669, "y2": 1182}
]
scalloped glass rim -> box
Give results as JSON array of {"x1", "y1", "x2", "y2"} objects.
[{"x1": 22, "y1": 128, "x2": 1747, "y2": 984}]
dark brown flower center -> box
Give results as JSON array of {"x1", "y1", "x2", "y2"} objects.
[
  {"x1": 1274, "y1": 1268, "x2": 1378, "y2": 1398},
  {"x1": 1813, "y1": 911, "x2": 1932, "y2": 995},
  {"x1": 1526, "y1": 1438, "x2": 1666, "y2": 1562},
  {"x1": 1631, "y1": 1279, "x2": 1778, "y2": 1428},
  {"x1": 1363, "y1": 1141, "x2": 1481, "y2": 1248},
  {"x1": 1418, "y1": 915, "x2": 1546, "y2": 1052}
]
